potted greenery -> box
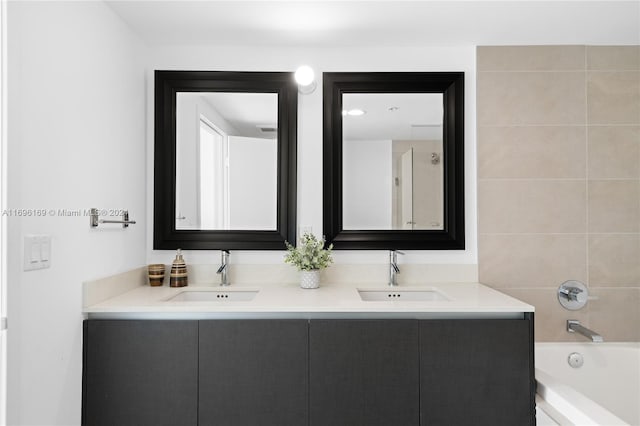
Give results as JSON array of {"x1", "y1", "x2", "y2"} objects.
[{"x1": 284, "y1": 233, "x2": 333, "y2": 289}]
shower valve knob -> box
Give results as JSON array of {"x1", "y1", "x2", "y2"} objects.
[{"x1": 558, "y1": 280, "x2": 589, "y2": 311}]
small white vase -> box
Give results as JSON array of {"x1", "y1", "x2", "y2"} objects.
[{"x1": 300, "y1": 270, "x2": 320, "y2": 289}]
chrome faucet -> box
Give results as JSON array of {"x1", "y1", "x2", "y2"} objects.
[
  {"x1": 567, "y1": 320, "x2": 603, "y2": 343},
  {"x1": 217, "y1": 250, "x2": 230, "y2": 286},
  {"x1": 558, "y1": 281, "x2": 589, "y2": 310},
  {"x1": 389, "y1": 250, "x2": 404, "y2": 287}
]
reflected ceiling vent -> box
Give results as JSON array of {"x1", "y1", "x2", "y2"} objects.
[
  {"x1": 256, "y1": 124, "x2": 277, "y2": 134},
  {"x1": 411, "y1": 124, "x2": 442, "y2": 128}
]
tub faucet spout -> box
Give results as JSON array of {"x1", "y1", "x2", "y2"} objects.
[{"x1": 567, "y1": 320, "x2": 603, "y2": 343}]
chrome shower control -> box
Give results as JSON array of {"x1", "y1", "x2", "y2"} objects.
[{"x1": 558, "y1": 280, "x2": 588, "y2": 310}]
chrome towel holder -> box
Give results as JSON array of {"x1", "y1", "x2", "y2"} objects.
[{"x1": 89, "y1": 208, "x2": 137, "y2": 228}]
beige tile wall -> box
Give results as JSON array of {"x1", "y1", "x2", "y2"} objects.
[{"x1": 477, "y1": 45, "x2": 640, "y2": 341}]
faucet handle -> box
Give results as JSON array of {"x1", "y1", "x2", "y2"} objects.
[
  {"x1": 559, "y1": 286, "x2": 583, "y2": 301},
  {"x1": 390, "y1": 250, "x2": 405, "y2": 261},
  {"x1": 558, "y1": 280, "x2": 589, "y2": 310}
]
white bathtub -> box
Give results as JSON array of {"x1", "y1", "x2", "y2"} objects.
[{"x1": 536, "y1": 343, "x2": 640, "y2": 426}]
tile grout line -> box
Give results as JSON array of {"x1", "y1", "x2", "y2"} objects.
[
  {"x1": 478, "y1": 232, "x2": 640, "y2": 236},
  {"x1": 585, "y1": 46, "x2": 591, "y2": 291},
  {"x1": 479, "y1": 70, "x2": 640, "y2": 73},
  {"x1": 478, "y1": 177, "x2": 638, "y2": 182},
  {"x1": 478, "y1": 124, "x2": 640, "y2": 127},
  {"x1": 479, "y1": 70, "x2": 590, "y2": 73},
  {"x1": 478, "y1": 232, "x2": 640, "y2": 237}
]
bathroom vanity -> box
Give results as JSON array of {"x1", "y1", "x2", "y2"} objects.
[{"x1": 82, "y1": 281, "x2": 535, "y2": 426}]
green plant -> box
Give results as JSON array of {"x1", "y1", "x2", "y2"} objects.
[{"x1": 284, "y1": 233, "x2": 333, "y2": 271}]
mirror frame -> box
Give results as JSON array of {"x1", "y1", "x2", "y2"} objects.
[
  {"x1": 154, "y1": 70, "x2": 297, "y2": 250},
  {"x1": 323, "y1": 72, "x2": 464, "y2": 250}
]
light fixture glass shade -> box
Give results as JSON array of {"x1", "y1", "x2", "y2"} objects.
[
  {"x1": 295, "y1": 65, "x2": 316, "y2": 94},
  {"x1": 295, "y1": 65, "x2": 314, "y2": 85}
]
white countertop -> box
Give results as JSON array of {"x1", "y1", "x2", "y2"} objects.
[{"x1": 84, "y1": 281, "x2": 534, "y2": 320}]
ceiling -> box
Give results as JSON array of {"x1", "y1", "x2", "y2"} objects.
[
  {"x1": 106, "y1": 1, "x2": 640, "y2": 47},
  {"x1": 343, "y1": 93, "x2": 443, "y2": 141},
  {"x1": 118, "y1": 1, "x2": 638, "y2": 142},
  {"x1": 187, "y1": 92, "x2": 278, "y2": 138},
  {"x1": 183, "y1": 92, "x2": 444, "y2": 141}
]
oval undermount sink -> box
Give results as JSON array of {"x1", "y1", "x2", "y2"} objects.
[
  {"x1": 358, "y1": 289, "x2": 449, "y2": 302},
  {"x1": 167, "y1": 290, "x2": 258, "y2": 302}
]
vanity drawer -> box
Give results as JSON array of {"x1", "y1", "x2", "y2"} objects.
[{"x1": 82, "y1": 320, "x2": 198, "y2": 426}]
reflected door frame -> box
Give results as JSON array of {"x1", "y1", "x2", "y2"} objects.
[{"x1": 196, "y1": 115, "x2": 228, "y2": 230}]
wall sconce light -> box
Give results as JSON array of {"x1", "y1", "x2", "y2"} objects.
[{"x1": 295, "y1": 65, "x2": 316, "y2": 94}]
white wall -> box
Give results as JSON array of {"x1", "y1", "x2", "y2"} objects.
[
  {"x1": 7, "y1": 2, "x2": 146, "y2": 425},
  {"x1": 228, "y1": 136, "x2": 277, "y2": 230},
  {"x1": 0, "y1": 1, "x2": 7, "y2": 423},
  {"x1": 146, "y1": 45, "x2": 477, "y2": 265},
  {"x1": 343, "y1": 139, "x2": 392, "y2": 229}
]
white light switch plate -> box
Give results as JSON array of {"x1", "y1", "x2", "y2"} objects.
[{"x1": 23, "y1": 234, "x2": 51, "y2": 271}]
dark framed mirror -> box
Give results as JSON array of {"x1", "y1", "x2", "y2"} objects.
[
  {"x1": 323, "y1": 72, "x2": 464, "y2": 250},
  {"x1": 154, "y1": 71, "x2": 297, "y2": 250}
]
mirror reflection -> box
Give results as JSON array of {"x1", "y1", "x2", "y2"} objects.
[
  {"x1": 342, "y1": 93, "x2": 444, "y2": 230},
  {"x1": 175, "y1": 92, "x2": 278, "y2": 230}
]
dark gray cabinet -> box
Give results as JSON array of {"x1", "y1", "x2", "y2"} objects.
[
  {"x1": 83, "y1": 316, "x2": 534, "y2": 426},
  {"x1": 82, "y1": 320, "x2": 198, "y2": 426},
  {"x1": 420, "y1": 319, "x2": 535, "y2": 426},
  {"x1": 309, "y1": 320, "x2": 420, "y2": 426},
  {"x1": 198, "y1": 320, "x2": 308, "y2": 426}
]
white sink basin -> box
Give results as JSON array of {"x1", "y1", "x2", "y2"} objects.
[
  {"x1": 167, "y1": 289, "x2": 258, "y2": 302},
  {"x1": 358, "y1": 289, "x2": 449, "y2": 302}
]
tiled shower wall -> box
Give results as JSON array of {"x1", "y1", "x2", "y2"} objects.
[{"x1": 477, "y1": 46, "x2": 640, "y2": 341}]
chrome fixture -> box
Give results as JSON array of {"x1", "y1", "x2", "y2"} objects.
[
  {"x1": 567, "y1": 320, "x2": 603, "y2": 343},
  {"x1": 567, "y1": 352, "x2": 584, "y2": 368},
  {"x1": 389, "y1": 250, "x2": 404, "y2": 287},
  {"x1": 217, "y1": 250, "x2": 230, "y2": 286},
  {"x1": 558, "y1": 280, "x2": 589, "y2": 310},
  {"x1": 89, "y1": 208, "x2": 136, "y2": 229}
]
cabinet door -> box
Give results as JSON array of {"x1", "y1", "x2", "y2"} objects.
[
  {"x1": 309, "y1": 320, "x2": 419, "y2": 426},
  {"x1": 420, "y1": 319, "x2": 535, "y2": 426},
  {"x1": 82, "y1": 320, "x2": 198, "y2": 426},
  {"x1": 198, "y1": 320, "x2": 308, "y2": 426}
]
